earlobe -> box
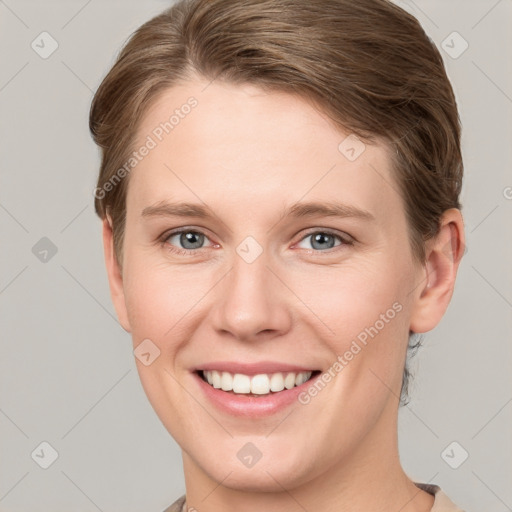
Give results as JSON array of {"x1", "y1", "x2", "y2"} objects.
[
  {"x1": 409, "y1": 209, "x2": 465, "y2": 333},
  {"x1": 102, "y1": 217, "x2": 132, "y2": 332}
]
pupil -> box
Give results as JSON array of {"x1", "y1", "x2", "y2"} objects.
[
  {"x1": 182, "y1": 231, "x2": 203, "y2": 249},
  {"x1": 313, "y1": 233, "x2": 334, "y2": 250}
]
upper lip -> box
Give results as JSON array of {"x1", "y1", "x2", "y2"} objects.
[{"x1": 193, "y1": 361, "x2": 319, "y2": 376}]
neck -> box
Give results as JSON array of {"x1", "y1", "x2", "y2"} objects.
[{"x1": 180, "y1": 402, "x2": 434, "y2": 512}]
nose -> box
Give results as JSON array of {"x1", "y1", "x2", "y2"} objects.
[{"x1": 210, "y1": 246, "x2": 293, "y2": 342}]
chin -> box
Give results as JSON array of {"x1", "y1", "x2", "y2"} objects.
[{"x1": 194, "y1": 443, "x2": 318, "y2": 492}]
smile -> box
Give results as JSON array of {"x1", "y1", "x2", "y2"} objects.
[
  {"x1": 192, "y1": 362, "x2": 323, "y2": 416},
  {"x1": 199, "y1": 370, "x2": 318, "y2": 396}
]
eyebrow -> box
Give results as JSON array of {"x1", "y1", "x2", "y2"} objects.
[{"x1": 141, "y1": 200, "x2": 374, "y2": 221}]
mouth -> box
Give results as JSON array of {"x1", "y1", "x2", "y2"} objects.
[{"x1": 197, "y1": 369, "x2": 321, "y2": 397}]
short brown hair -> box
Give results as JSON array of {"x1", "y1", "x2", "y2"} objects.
[{"x1": 89, "y1": 0, "x2": 463, "y2": 404}]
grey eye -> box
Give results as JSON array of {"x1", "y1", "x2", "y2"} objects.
[
  {"x1": 167, "y1": 231, "x2": 208, "y2": 250},
  {"x1": 297, "y1": 232, "x2": 342, "y2": 251}
]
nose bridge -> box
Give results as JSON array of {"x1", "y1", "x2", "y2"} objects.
[{"x1": 211, "y1": 238, "x2": 291, "y2": 340}]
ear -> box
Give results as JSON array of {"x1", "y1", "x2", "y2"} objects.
[
  {"x1": 102, "y1": 217, "x2": 131, "y2": 332},
  {"x1": 409, "y1": 208, "x2": 465, "y2": 334}
]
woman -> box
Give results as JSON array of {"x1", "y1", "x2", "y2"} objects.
[{"x1": 89, "y1": 0, "x2": 466, "y2": 510}]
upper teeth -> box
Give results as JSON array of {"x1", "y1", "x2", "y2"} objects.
[{"x1": 203, "y1": 370, "x2": 313, "y2": 395}]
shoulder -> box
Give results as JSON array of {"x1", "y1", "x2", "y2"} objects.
[
  {"x1": 161, "y1": 494, "x2": 186, "y2": 512},
  {"x1": 415, "y1": 482, "x2": 466, "y2": 512}
]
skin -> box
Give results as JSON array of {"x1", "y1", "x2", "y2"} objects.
[{"x1": 102, "y1": 77, "x2": 464, "y2": 512}]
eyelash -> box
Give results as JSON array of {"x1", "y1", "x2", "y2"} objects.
[{"x1": 158, "y1": 227, "x2": 354, "y2": 257}]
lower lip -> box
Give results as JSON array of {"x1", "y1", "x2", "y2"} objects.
[{"x1": 193, "y1": 372, "x2": 319, "y2": 417}]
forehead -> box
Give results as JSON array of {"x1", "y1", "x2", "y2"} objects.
[{"x1": 127, "y1": 79, "x2": 403, "y2": 227}]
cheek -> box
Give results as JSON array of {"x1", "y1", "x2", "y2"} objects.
[
  {"x1": 296, "y1": 259, "x2": 414, "y2": 392},
  {"x1": 122, "y1": 241, "x2": 415, "y2": 368},
  {"x1": 122, "y1": 258, "x2": 214, "y2": 344},
  {"x1": 296, "y1": 260, "x2": 409, "y2": 335},
  {"x1": 123, "y1": 252, "x2": 413, "y2": 336}
]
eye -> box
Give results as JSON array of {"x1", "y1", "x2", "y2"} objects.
[
  {"x1": 159, "y1": 227, "x2": 353, "y2": 256},
  {"x1": 162, "y1": 229, "x2": 215, "y2": 255},
  {"x1": 295, "y1": 230, "x2": 352, "y2": 252}
]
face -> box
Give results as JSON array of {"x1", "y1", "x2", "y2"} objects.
[{"x1": 103, "y1": 77, "x2": 458, "y2": 492}]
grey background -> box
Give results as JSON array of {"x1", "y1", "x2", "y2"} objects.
[{"x1": 1, "y1": 0, "x2": 511, "y2": 511}]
